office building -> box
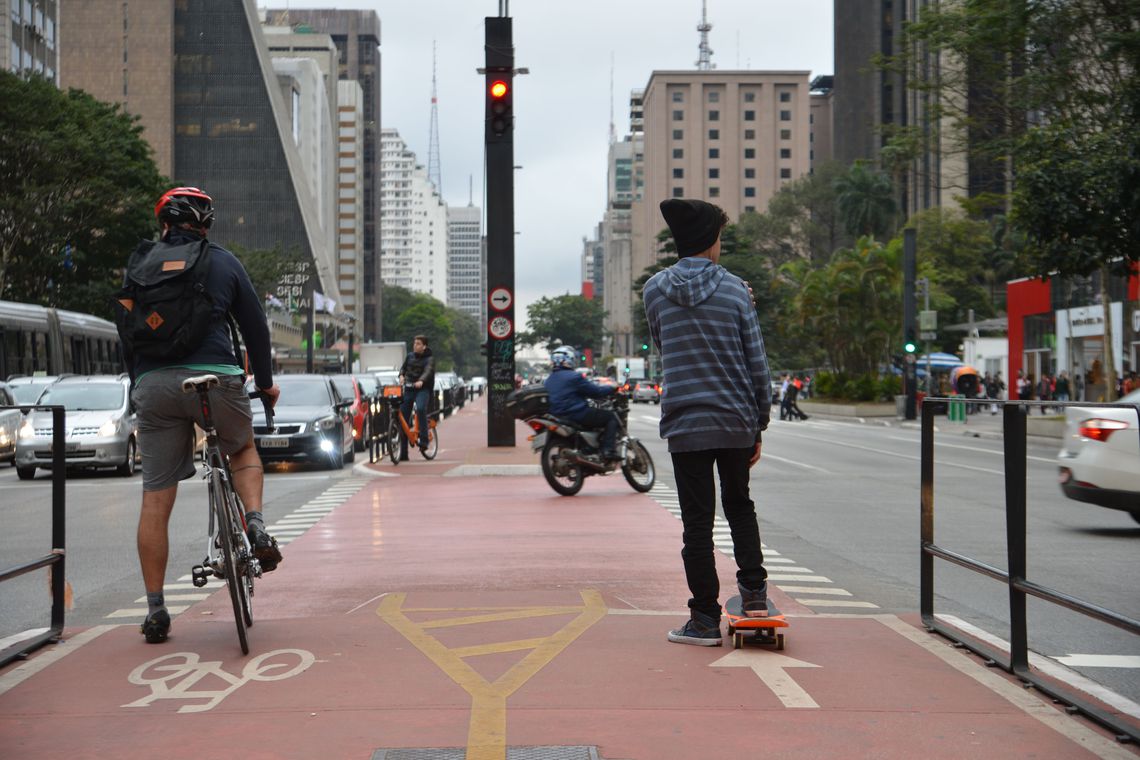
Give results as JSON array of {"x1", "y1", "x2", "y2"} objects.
[
  {"x1": 380, "y1": 128, "x2": 447, "y2": 305},
  {"x1": 336, "y1": 80, "x2": 365, "y2": 327},
  {"x1": 4, "y1": 0, "x2": 58, "y2": 84},
  {"x1": 447, "y1": 205, "x2": 484, "y2": 325}
]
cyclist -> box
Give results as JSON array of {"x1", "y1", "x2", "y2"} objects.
[
  {"x1": 398, "y1": 335, "x2": 435, "y2": 456},
  {"x1": 543, "y1": 347, "x2": 621, "y2": 462},
  {"x1": 125, "y1": 187, "x2": 281, "y2": 644}
]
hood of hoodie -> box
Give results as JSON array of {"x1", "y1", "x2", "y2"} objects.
[{"x1": 658, "y1": 257, "x2": 726, "y2": 307}]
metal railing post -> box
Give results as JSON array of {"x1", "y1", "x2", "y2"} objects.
[
  {"x1": 50, "y1": 406, "x2": 66, "y2": 634},
  {"x1": 1002, "y1": 402, "x2": 1029, "y2": 675},
  {"x1": 920, "y1": 398, "x2": 935, "y2": 626}
]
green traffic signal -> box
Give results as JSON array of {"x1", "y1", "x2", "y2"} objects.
[
  {"x1": 904, "y1": 340, "x2": 918, "y2": 353},
  {"x1": 641, "y1": 343, "x2": 649, "y2": 351}
]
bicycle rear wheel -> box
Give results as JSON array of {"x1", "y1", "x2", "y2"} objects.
[
  {"x1": 387, "y1": 411, "x2": 402, "y2": 465},
  {"x1": 211, "y1": 474, "x2": 249, "y2": 654},
  {"x1": 421, "y1": 423, "x2": 439, "y2": 460}
]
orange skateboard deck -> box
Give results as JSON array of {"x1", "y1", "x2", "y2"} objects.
[{"x1": 724, "y1": 595, "x2": 789, "y2": 650}]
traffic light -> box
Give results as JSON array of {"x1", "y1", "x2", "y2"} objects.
[
  {"x1": 487, "y1": 77, "x2": 512, "y2": 139},
  {"x1": 640, "y1": 342, "x2": 650, "y2": 353},
  {"x1": 904, "y1": 328, "x2": 918, "y2": 354}
]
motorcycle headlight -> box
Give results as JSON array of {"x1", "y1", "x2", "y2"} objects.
[
  {"x1": 312, "y1": 416, "x2": 338, "y2": 432},
  {"x1": 19, "y1": 420, "x2": 35, "y2": 440},
  {"x1": 98, "y1": 418, "x2": 119, "y2": 437}
]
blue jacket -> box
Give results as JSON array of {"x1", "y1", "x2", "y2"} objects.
[
  {"x1": 544, "y1": 367, "x2": 615, "y2": 420},
  {"x1": 643, "y1": 256, "x2": 771, "y2": 453}
]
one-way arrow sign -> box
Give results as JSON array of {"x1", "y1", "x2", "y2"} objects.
[
  {"x1": 488, "y1": 287, "x2": 512, "y2": 312},
  {"x1": 710, "y1": 649, "x2": 821, "y2": 708}
]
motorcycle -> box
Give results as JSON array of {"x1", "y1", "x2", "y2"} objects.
[{"x1": 507, "y1": 385, "x2": 656, "y2": 497}]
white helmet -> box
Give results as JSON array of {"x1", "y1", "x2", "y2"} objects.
[{"x1": 550, "y1": 346, "x2": 576, "y2": 370}]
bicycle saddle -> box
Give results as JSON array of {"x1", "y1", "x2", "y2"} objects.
[{"x1": 181, "y1": 374, "x2": 220, "y2": 393}]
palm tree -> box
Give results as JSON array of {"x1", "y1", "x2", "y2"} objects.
[{"x1": 833, "y1": 162, "x2": 897, "y2": 240}]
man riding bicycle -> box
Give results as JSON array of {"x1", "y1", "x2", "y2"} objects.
[
  {"x1": 543, "y1": 347, "x2": 621, "y2": 462},
  {"x1": 118, "y1": 187, "x2": 282, "y2": 645},
  {"x1": 398, "y1": 335, "x2": 435, "y2": 457}
]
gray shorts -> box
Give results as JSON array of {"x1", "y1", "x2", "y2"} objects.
[{"x1": 132, "y1": 369, "x2": 253, "y2": 491}]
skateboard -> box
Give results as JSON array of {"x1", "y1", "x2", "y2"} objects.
[{"x1": 724, "y1": 595, "x2": 788, "y2": 650}]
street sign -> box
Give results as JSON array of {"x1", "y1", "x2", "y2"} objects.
[
  {"x1": 488, "y1": 287, "x2": 512, "y2": 312},
  {"x1": 488, "y1": 316, "x2": 513, "y2": 339},
  {"x1": 920, "y1": 331, "x2": 938, "y2": 340},
  {"x1": 919, "y1": 310, "x2": 937, "y2": 331}
]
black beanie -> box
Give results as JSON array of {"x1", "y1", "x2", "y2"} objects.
[{"x1": 659, "y1": 198, "x2": 724, "y2": 257}]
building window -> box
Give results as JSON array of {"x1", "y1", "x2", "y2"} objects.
[
  {"x1": 744, "y1": 91, "x2": 756, "y2": 103},
  {"x1": 672, "y1": 90, "x2": 684, "y2": 102},
  {"x1": 780, "y1": 168, "x2": 792, "y2": 179},
  {"x1": 810, "y1": 114, "x2": 815, "y2": 124},
  {"x1": 744, "y1": 129, "x2": 755, "y2": 140},
  {"x1": 708, "y1": 129, "x2": 719, "y2": 140},
  {"x1": 673, "y1": 148, "x2": 684, "y2": 159},
  {"x1": 744, "y1": 148, "x2": 756, "y2": 159},
  {"x1": 673, "y1": 168, "x2": 684, "y2": 178},
  {"x1": 708, "y1": 90, "x2": 719, "y2": 102},
  {"x1": 744, "y1": 205, "x2": 756, "y2": 213},
  {"x1": 744, "y1": 187, "x2": 756, "y2": 197},
  {"x1": 744, "y1": 110, "x2": 755, "y2": 121},
  {"x1": 709, "y1": 148, "x2": 719, "y2": 159},
  {"x1": 780, "y1": 91, "x2": 791, "y2": 102},
  {"x1": 709, "y1": 168, "x2": 719, "y2": 179},
  {"x1": 709, "y1": 187, "x2": 720, "y2": 198},
  {"x1": 673, "y1": 129, "x2": 683, "y2": 139},
  {"x1": 780, "y1": 110, "x2": 792, "y2": 121},
  {"x1": 708, "y1": 110, "x2": 720, "y2": 121},
  {"x1": 780, "y1": 129, "x2": 792, "y2": 140},
  {"x1": 673, "y1": 186, "x2": 684, "y2": 197},
  {"x1": 780, "y1": 148, "x2": 791, "y2": 159},
  {"x1": 744, "y1": 168, "x2": 755, "y2": 178},
  {"x1": 673, "y1": 110, "x2": 684, "y2": 121}
]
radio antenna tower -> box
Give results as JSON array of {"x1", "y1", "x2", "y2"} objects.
[
  {"x1": 696, "y1": 0, "x2": 714, "y2": 70},
  {"x1": 427, "y1": 40, "x2": 442, "y2": 192},
  {"x1": 609, "y1": 52, "x2": 617, "y2": 145}
]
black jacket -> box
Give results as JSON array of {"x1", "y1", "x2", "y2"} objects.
[{"x1": 400, "y1": 348, "x2": 435, "y2": 389}]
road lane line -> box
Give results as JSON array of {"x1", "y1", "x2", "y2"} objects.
[
  {"x1": 105, "y1": 605, "x2": 189, "y2": 618},
  {"x1": 777, "y1": 586, "x2": 852, "y2": 596},
  {"x1": 886, "y1": 435, "x2": 1056, "y2": 463},
  {"x1": 765, "y1": 574, "x2": 832, "y2": 582},
  {"x1": 797, "y1": 599, "x2": 880, "y2": 609},
  {"x1": 776, "y1": 430, "x2": 1005, "y2": 475},
  {"x1": 1056, "y1": 655, "x2": 1140, "y2": 668},
  {"x1": 0, "y1": 625, "x2": 116, "y2": 697},
  {"x1": 761, "y1": 453, "x2": 832, "y2": 473}
]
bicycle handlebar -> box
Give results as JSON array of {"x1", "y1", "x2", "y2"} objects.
[{"x1": 248, "y1": 390, "x2": 275, "y2": 434}]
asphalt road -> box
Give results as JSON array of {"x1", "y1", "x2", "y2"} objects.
[
  {"x1": 624, "y1": 403, "x2": 1140, "y2": 704},
  {"x1": 0, "y1": 460, "x2": 358, "y2": 642}
]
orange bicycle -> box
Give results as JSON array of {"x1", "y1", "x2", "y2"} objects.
[{"x1": 384, "y1": 384, "x2": 439, "y2": 464}]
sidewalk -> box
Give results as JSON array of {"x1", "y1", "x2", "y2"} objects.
[{"x1": 0, "y1": 395, "x2": 1135, "y2": 759}]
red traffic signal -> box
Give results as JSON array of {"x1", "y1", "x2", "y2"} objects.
[
  {"x1": 487, "y1": 77, "x2": 513, "y2": 139},
  {"x1": 490, "y1": 80, "x2": 508, "y2": 99}
]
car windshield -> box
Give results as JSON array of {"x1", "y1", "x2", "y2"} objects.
[
  {"x1": 275, "y1": 377, "x2": 333, "y2": 407},
  {"x1": 355, "y1": 376, "x2": 379, "y2": 396},
  {"x1": 12, "y1": 382, "x2": 51, "y2": 404},
  {"x1": 330, "y1": 376, "x2": 356, "y2": 400},
  {"x1": 38, "y1": 383, "x2": 123, "y2": 411}
]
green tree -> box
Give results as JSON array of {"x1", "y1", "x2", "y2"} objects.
[
  {"x1": 521, "y1": 294, "x2": 607, "y2": 355},
  {"x1": 444, "y1": 306, "x2": 483, "y2": 377},
  {"x1": 0, "y1": 72, "x2": 166, "y2": 315},
  {"x1": 737, "y1": 160, "x2": 847, "y2": 266},
  {"x1": 833, "y1": 162, "x2": 897, "y2": 239},
  {"x1": 393, "y1": 301, "x2": 454, "y2": 366}
]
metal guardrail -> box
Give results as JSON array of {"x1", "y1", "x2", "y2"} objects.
[
  {"x1": 0, "y1": 405, "x2": 67, "y2": 668},
  {"x1": 920, "y1": 397, "x2": 1140, "y2": 743}
]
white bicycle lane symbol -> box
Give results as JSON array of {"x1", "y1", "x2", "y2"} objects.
[{"x1": 122, "y1": 649, "x2": 316, "y2": 714}]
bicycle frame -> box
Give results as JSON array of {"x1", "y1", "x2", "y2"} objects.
[{"x1": 390, "y1": 389, "x2": 437, "y2": 443}]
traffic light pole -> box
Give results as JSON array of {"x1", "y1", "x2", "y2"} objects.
[
  {"x1": 485, "y1": 15, "x2": 515, "y2": 446},
  {"x1": 903, "y1": 228, "x2": 917, "y2": 420}
]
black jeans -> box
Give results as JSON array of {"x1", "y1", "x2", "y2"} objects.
[
  {"x1": 570, "y1": 407, "x2": 620, "y2": 454},
  {"x1": 670, "y1": 447, "x2": 767, "y2": 619}
]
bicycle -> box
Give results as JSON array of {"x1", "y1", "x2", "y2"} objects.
[
  {"x1": 384, "y1": 384, "x2": 439, "y2": 465},
  {"x1": 183, "y1": 374, "x2": 274, "y2": 655}
]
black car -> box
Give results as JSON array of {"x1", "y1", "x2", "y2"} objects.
[{"x1": 249, "y1": 375, "x2": 355, "y2": 470}]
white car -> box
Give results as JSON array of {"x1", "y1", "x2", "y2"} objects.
[{"x1": 1057, "y1": 388, "x2": 1140, "y2": 524}]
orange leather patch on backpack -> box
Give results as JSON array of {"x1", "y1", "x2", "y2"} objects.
[
  {"x1": 145, "y1": 312, "x2": 165, "y2": 330},
  {"x1": 162, "y1": 260, "x2": 187, "y2": 272}
]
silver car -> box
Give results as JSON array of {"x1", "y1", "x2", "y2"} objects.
[
  {"x1": 0, "y1": 381, "x2": 19, "y2": 464},
  {"x1": 15, "y1": 375, "x2": 139, "y2": 480}
]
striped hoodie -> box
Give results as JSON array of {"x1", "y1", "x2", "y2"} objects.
[{"x1": 643, "y1": 256, "x2": 771, "y2": 452}]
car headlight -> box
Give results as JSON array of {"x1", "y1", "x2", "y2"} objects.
[
  {"x1": 98, "y1": 418, "x2": 119, "y2": 437},
  {"x1": 19, "y1": 421, "x2": 35, "y2": 440},
  {"x1": 311, "y1": 416, "x2": 338, "y2": 432}
]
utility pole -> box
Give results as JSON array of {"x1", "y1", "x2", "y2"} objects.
[{"x1": 484, "y1": 11, "x2": 516, "y2": 446}]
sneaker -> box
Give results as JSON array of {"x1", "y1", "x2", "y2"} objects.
[
  {"x1": 140, "y1": 609, "x2": 171, "y2": 644},
  {"x1": 602, "y1": 450, "x2": 622, "y2": 463},
  {"x1": 739, "y1": 581, "x2": 769, "y2": 618},
  {"x1": 248, "y1": 524, "x2": 283, "y2": 573},
  {"x1": 667, "y1": 610, "x2": 723, "y2": 646}
]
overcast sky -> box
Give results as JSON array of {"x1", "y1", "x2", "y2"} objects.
[{"x1": 272, "y1": 0, "x2": 834, "y2": 327}]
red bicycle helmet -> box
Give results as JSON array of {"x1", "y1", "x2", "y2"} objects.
[{"x1": 155, "y1": 186, "x2": 214, "y2": 229}]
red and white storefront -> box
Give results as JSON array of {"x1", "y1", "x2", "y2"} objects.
[{"x1": 1006, "y1": 268, "x2": 1140, "y2": 400}]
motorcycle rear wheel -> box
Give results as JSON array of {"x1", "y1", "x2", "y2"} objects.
[
  {"x1": 541, "y1": 437, "x2": 584, "y2": 496},
  {"x1": 621, "y1": 440, "x2": 655, "y2": 492}
]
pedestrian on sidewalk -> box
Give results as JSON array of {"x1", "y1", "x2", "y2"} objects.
[
  {"x1": 113, "y1": 186, "x2": 282, "y2": 645},
  {"x1": 643, "y1": 198, "x2": 772, "y2": 647}
]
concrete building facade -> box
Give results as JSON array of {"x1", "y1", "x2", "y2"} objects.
[
  {"x1": 447, "y1": 204, "x2": 484, "y2": 325},
  {"x1": 263, "y1": 8, "x2": 382, "y2": 339},
  {"x1": 602, "y1": 136, "x2": 643, "y2": 356},
  {"x1": 59, "y1": 0, "x2": 338, "y2": 310},
  {"x1": 336, "y1": 80, "x2": 365, "y2": 328},
  {"x1": 4, "y1": 0, "x2": 58, "y2": 84},
  {"x1": 409, "y1": 163, "x2": 448, "y2": 304},
  {"x1": 379, "y1": 128, "x2": 415, "y2": 293}
]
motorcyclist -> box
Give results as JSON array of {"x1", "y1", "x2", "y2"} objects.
[{"x1": 543, "y1": 347, "x2": 621, "y2": 462}]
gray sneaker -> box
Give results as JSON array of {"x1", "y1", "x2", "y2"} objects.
[
  {"x1": 667, "y1": 610, "x2": 723, "y2": 646},
  {"x1": 739, "y1": 581, "x2": 769, "y2": 618}
]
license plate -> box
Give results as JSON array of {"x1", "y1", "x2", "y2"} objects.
[{"x1": 258, "y1": 436, "x2": 290, "y2": 449}]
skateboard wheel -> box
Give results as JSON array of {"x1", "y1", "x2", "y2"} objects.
[
  {"x1": 777, "y1": 633, "x2": 785, "y2": 651},
  {"x1": 733, "y1": 633, "x2": 743, "y2": 649}
]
